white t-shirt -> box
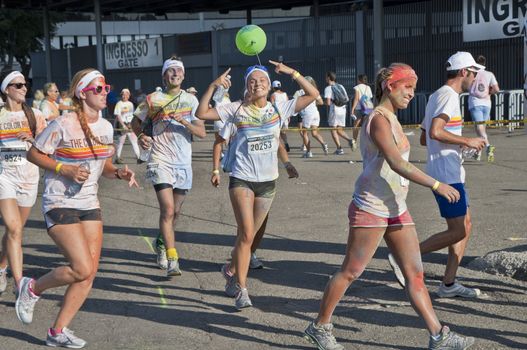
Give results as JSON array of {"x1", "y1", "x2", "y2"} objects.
[
  {"x1": 0, "y1": 108, "x2": 47, "y2": 185},
  {"x1": 468, "y1": 70, "x2": 498, "y2": 109},
  {"x1": 324, "y1": 85, "x2": 346, "y2": 116},
  {"x1": 294, "y1": 89, "x2": 319, "y2": 118},
  {"x1": 353, "y1": 83, "x2": 374, "y2": 113},
  {"x1": 114, "y1": 100, "x2": 135, "y2": 123},
  {"x1": 421, "y1": 85, "x2": 465, "y2": 184},
  {"x1": 34, "y1": 113, "x2": 114, "y2": 213},
  {"x1": 134, "y1": 90, "x2": 198, "y2": 168},
  {"x1": 216, "y1": 99, "x2": 297, "y2": 182},
  {"x1": 40, "y1": 99, "x2": 60, "y2": 121},
  {"x1": 271, "y1": 91, "x2": 289, "y2": 104}
]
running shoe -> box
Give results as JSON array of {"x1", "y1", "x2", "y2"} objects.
[
  {"x1": 153, "y1": 238, "x2": 168, "y2": 270},
  {"x1": 428, "y1": 325, "x2": 475, "y2": 350},
  {"x1": 114, "y1": 157, "x2": 124, "y2": 164},
  {"x1": 323, "y1": 144, "x2": 329, "y2": 155},
  {"x1": 388, "y1": 253, "x2": 406, "y2": 288},
  {"x1": 46, "y1": 327, "x2": 87, "y2": 349},
  {"x1": 306, "y1": 151, "x2": 314, "y2": 158},
  {"x1": 334, "y1": 148, "x2": 344, "y2": 155},
  {"x1": 234, "y1": 286, "x2": 252, "y2": 309},
  {"x1": 437, "y1": 282, "x2": 481, "y2": 298},
  {"x1": 0, "y1": 268, "x2": 7, "y2": 294},
  {"x1": 349, "y1": 139, "x2": 357, "y2": 151},
  {"x1": 15, "y1": 277, "x2": 40, "y2": 324},
  {"x1": 249, "y1": 253, "x2": 264, "y2": 269},
  {"x1": 302, "y1": 151, "x2": 308, "y2": 158},
  {"x1": 167, "y1": 258, "x2": 182, "y2": 277},
  {"x1": 221, "y1": 263, "x2": 238, "y2": 297},
  {"x1": 486, "y1": 145, "x2": 495, "y2": 162},
  {"x1": 304, "y1": 321, "x2": 344, "y2": 350}
]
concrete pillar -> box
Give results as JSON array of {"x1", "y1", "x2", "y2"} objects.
[
  {"x1": 43, "y1": 6, "x2": 52, "y2": 82},
  {"x1": 355, "y1": 10, "x2": 365, "y2": 78},
  {"x1": 373, "y1": 0, "x2": 384, "y2": 74},
  {"x1": 211, "y1": 30, "x2": 219, "y2": 80},
  {"x1": 94, "y1": 0, "x2": 104, "y2": 73}
]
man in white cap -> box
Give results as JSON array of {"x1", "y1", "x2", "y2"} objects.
[
  {"x1": 186, "y1": 87, "x2": 198, "y2": 96},
  {"x1": 389, "y1": 52, "x2": 486, "y2": 298}
]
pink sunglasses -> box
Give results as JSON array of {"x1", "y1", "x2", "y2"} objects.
[{"x1": 82, "y1": 84, "x2": 111, "y2": 95}]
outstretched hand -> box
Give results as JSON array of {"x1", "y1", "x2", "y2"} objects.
[
  {"x1": 117, "y1": 165, "x2": 140, "y2": 188},
  {"x1": 212, "y1": 68, "x2": 232, "y2": 90},
  {"x1": 269, "y1": 60, "x2": 295, "y2": 75}
]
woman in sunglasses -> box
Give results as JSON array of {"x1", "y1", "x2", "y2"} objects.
[
  {"x1": 0, "y1": 70, "x2": 47, "y2": 295},
  {"x1": 16, "y1": 68, "x2": 138, "y2": 349},
  {"x1": 196, "y1": 61, "x2": 318, "y2": 309}
]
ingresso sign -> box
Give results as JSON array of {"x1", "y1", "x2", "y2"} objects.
[
  {"x1": 104, "y1": 38, "x2": 163, "y2": 70},
  {"x1": 463, "y1": 0, "x2": 526, "y2": 42}
]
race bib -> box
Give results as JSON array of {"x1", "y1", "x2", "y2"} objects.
[
  {"x1": 247, "y1": 135, "x2": 277, "y2": 155},
  {"x1": 1, "y1": 147, "x2": 27, "y2": 165},
  {"x1": 145, "y1": 163, "x2": 159, "y2": 183}
]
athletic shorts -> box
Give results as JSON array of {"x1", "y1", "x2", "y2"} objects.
[
  {"x1": 44, "y1": 208, "x2": 102, "y2": 229},
  {"x1": 229, "y1": 177, "x2": 276, "y2": 198},
  {"x1": 0, "y1": 176, "x2": 38, "y2": 207},
  {"x1": 146, "y1": 163, "x2": 192, "y2": 190},
  {"x1": 348, "y1": 202, "x2": 414, "y2": 228},
  {"x1": 214, "y1": 120, "x2": 225, "y2": 132},
  {"x1": 302, "y1": 113, "x2": 320, "y2": 128},
  {"x1": 433, "y1": 183, "x2": 469, "y2": 219},
  {"x1": 469, "y1": 106, "x2": 491, "y2": 123},
  {"x1": 328, "y1": 111, "x2": 346, "y2": 127}
]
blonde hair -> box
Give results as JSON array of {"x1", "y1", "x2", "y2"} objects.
[
  {"x1": 374, "y1": 63, "x2": 414, "y2": 103},
  {"x1": 68, "y1": 68, "x2": 105, "y2": 157},
  {"x1": 43, "y1": 82, "x2": 57, "y2": 97},
  {"x1": 33, "y1": 89, "x2": 45, "y2": 101}
]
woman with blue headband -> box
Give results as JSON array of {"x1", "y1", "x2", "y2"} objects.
[{"x1": 196, "y1": 61, "x2": 318, "y2": 309}]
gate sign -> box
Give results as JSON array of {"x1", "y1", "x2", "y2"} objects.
[
  {"x1": 104, "y1": 38, "x2": 163, "y2": 70},
  {"x1": 463, "y1": 0, "x2": 527, "y2": 42}
]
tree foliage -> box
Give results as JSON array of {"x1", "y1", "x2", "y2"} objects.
[{"x1": 0, "y1": 9, "x2": 62, "y2": 78}]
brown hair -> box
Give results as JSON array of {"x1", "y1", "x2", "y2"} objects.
[
  {"x1": 68, "y1": 68, "x2": 105, "y2": 158},
  {"x1": 0, "y1": 70, "x2": 37, "y2": 136},
  {"x1": 326, "y1": 71, "x2": 337, "y2": 82},
  {"x1": 374, "y1": 63, "x2": 414, "y2": 103},
  {"x1": 43, "y1": 82, "x2": 57, "y2": 97}
]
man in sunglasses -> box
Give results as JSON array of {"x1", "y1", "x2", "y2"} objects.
[{"x1": 389, "y1": 52, "x2": 486, "y2": 299}]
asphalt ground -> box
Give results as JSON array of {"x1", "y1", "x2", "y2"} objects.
[{"x1": 0, "y1": 126, "x2": 526, "y2": 350}]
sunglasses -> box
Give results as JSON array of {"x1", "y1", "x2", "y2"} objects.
[
  {"x1": 82, "y1": 84, "x2": 111, "y2": 95},
  {"x1": 8, "y1": 83, "x2": 27, "y2": 89}
]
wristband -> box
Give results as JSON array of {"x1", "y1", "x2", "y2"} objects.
[
  {"x1": 432, "y1": 180, "x2": 441, "y2": 191},
  {"x1": 212, "y1": 169, "x2": 220, "y2": 175},
  {"x1": 137, "y1": 132, "x2": 144, "y2": 139},
  {"x1": 115, "y1": 168, "x2": 122, "y2": 180},
  {"x1": 282, "y1": 161, "x2": 292, "y2": 168},
  {"x1": 55, "y1": 162, "x2": 63, "y2": 174},
  {"x1": 292, "y1": 71, "x2": 301, "y2": 80}
]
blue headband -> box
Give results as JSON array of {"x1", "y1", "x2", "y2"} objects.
[{"x1": 244, "y1": 65, "x2": 270, "y2": 88}]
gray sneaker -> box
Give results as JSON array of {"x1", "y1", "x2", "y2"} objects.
[
  {"x1": 437, "y1": 282, "x2": 481, "y2": 298},
  {"x1": 249, "y1": 253, "x2": 264, "y2": 269},
  {"x1": 234, "y1": 286, "x2": 252, "y2": 309},
  {"x1": 323, "y1": 144, "x2": 329, "y2": 155},
  {"x1": 304, "y1": 321, "x2": 344, "y2": 350},
  {"x1": 167, "y1": 258, "x2": 182, "y2": 277},
  {"x1": 221, "y1": 263, "x2": 238, "y2": 297},
  {"x1": 349, "y1": 139, "x2": 357, "y2": 151},
  {"x1": 154, "y1": 238, "x2": 168, "y2": 270},
  {"x1": 428, "y1": 325, "x2": 475, "y2": 350},
  {"x1": 15, "y1": 277, "x2": 40, "y2": 324},
  {"x1": 46, "y1": 327, "x2": 87, "y2": 349},
  {"x1": 334, "y1": 148, "x2": 344, "y2": 155},
  {"x1": 388, "y1": 253, "x2": 406, "y2": 288},
  {"x1": 0, "y1": 268, "x2": 7, "y2": 294}
]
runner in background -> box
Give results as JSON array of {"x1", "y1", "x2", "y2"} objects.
[
  {"x1": 324, "y1": 72, "x2": 354, "y2": 155},
  {"x1": 114, "y1": 88, "x2": 140, "y2": 164},
  {"x1": 468, "y1": 55, "x2": 499, "y2": 162},
  {"x1": 270, "y1": 80, "x2": 291, "y2": 152},
  {"x1": 350, "y1": 74, "x2": 374, "y2": 149},
  {"x1": 39, "y1": 82, "x2": 61, "y2": 122},
  {"x1": 0, "y1": 70, "x2": 46, "y2": 295},
  {"x1": 16, "y1": 68, "x2": 138, "y2": 349}
]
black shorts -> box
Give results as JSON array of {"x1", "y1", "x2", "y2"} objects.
[
  {"x1": 44, "y1": 208, "x2": 102, "y2": 229},
  {"x1": 229, "y1": 177, "x2": 276, "y2": 198},
  {"x1": 153, "y1": 183, "x2": 189, "y2": 195}
]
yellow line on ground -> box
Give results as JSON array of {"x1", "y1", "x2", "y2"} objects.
[
  {"x1": 137, "y1": 229, "x2": 167, "y2": 307},
  {"x1": 138, "y1": 229, "x2": 155, "y2": 253},
  {"x1": 157, "y1": 287, "x2": 168, "y2": 308}
]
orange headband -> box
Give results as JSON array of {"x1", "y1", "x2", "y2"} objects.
[{"x1": 382, "y1": 66, "x2": 418, "y2": 91}]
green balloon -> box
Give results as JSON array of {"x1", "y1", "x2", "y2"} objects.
[{"x1": 235, "y1": 25, "x2": 267, "y2": 56}]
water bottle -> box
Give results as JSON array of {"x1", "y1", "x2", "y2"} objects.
[
  {"x1": 461, "y1": 147, "x2": 478, "y2": 160},
  {"x1": 212, "y1": 76, "x2": 230, "y2": 106},
  {"x1": 139, "y1": 144, "x2": 152, "y2": 162},
  {"x1": 65, "y1": 161, "x2": 90, "y2": 197}
]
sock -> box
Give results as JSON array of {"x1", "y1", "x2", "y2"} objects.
[
  {"x1": 28, "y1": 279, "x2": 40, "y2": 297},
  {"x1": 49, "y1": 327, "x2": 63, "y2": 336},
  {"x1": 431, "y1": 333, "x2": 442, "y2": 341},
  {"x1": 167, "y1": 248, "x2": 178, "y2": 260},
  {"x1": 444, "y1": 282, "x2": 455, "y2": 287}
]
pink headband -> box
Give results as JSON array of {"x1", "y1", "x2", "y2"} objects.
[{"x1": 381, "y1": 66, "x2": 418, "y2": 91}]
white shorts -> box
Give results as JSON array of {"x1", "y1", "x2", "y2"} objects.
[
  {"x1": 302, "y1": 113, "x2": 320, "y2": 128},
  {"x1": 328, "y1": 110, "x2": 346, "y2": 127},
  {"x1": 0, "y1": 175, "x2": 38, "y2": 207},
  {"x1": 214, "y1": 120, "x2": 225, "y2": 132},
  {"x1": 146, "y1": 163, "x2": 192, "y2": 190}
]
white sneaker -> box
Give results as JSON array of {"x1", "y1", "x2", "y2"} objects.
[
  {"x1": 15, "y1": 277, "x2": 40, "y2": 324},
  {"x1": 388, "y1": 253, "x2": 406, "y2": 288},
  {"x1": 249, "y1": 253, "x2": 264, "y2": 269},
  {"x1": 437, "y1": 281, "x2": 481, "y2": 298},
  {"x1": 153, "y1": 238, "x2": 168, "y2": 270},
  {"x1": 322, "y1": 144, "x2": 329, "y2": 155},
  {"x1": 234, "y1": 286, "x2": 252, "y2": 309},
  {"x1": 306, "y1": 151, "x2": 313, "y2": 158},
  {"x1": 167, "y1": 258, "x2": 182, "y2": 277},
  {"x1": 0, "y1": 267, "x2": 7, "y2": 294},
  {"x1": 46, "y1": 327, "x2": 87, "y2": 349}
]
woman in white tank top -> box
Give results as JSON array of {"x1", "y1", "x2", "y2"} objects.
[{"x1": 304, "y1": 63, "x2": 475, "y2": 350}]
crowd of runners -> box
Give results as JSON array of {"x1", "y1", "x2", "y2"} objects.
[{"x1": 0, "y1": 50, "x2": 500, "y2": 349}]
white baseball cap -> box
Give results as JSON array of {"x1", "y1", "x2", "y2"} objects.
[
  {"x1": 446, "y1": 51, "x2": 485, "y2": 72},
  {"x1": 272, "y1": 80, "x2": 281, "y2": 88}
]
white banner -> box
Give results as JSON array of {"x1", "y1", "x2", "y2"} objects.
[
  {"x1": 104, "y1": 38, "x2": 163, "y2": 70},
  {"x1": 463, "y1": 0, "x2": 526, "y2": 42}
]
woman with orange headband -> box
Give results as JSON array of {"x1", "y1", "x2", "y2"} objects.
[{"x1": 303, "y1": 63, "x2": 475, "y2": 350}]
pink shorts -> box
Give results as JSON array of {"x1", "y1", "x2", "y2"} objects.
[{"x1": 348, "y1": 202, "x2": 414, "y2": 228}]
